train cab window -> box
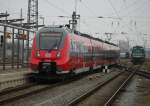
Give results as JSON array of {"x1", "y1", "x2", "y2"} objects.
[{"x1": 39, "y1": 33, "x2": 62, "y2": 50}]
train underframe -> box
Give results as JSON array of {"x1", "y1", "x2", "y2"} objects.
[
  {"x1": 131, "y1": 57, "x2": 145, "y2": 65},
  {"x1": 31, "y1": 59, "x2": 118, "y2": 80}
]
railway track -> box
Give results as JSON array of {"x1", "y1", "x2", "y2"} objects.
[
  {"x1": 0, "y1": 83, "x2": 37, "y2": 96},
  {"x1": 0, "y1": 71, "x2": 100, "y2": 105},
  {"x1": 0, "y1": 82, "x2": 58, "y2": 105},
  {"x1": 104, "y1": 69, "x2": 136, "y2": 106},
  {"x1": 1, "y1": 66, "x2": 145, "y2": 106},
  {"x1": 66, "y1": 72, "x2": 124, "y2": 106},
  {"x1": 123, "y1": 65, "x2": 150, "y2": 79},
  {"x1": 135, "y1": 70, "x2": 150, "y2": 79},
  {"x1": 115, "y1": 64, "x2": 150, "y2": 79},
  {"x1": 66, "y1": 68, "x2": 137, "y2": 106}
]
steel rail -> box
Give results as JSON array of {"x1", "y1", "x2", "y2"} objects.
[
  {"x1": 0, "y1": 84, "x2": 52, "y2": 105},
  {"x1": 66, "y1": 71, "x2": 124, "y2": 106},
  {"x1": 0, "y1": 81, "x2": 72, "y2": 105},
  {"x1": 0, "y1": 83, "x2": 37, "y2": 96},
  {"x1": 125, "y1": 69, "x2": 150, "y2": 79},
  {"x1": 115, "y1": 65, "x2": 150, "y2": 79},
  {"x1": 0, "y1": 72, "x2": 92, "y2": 105},
  {"x1": 136, "y1": 70, "x2": 150, "y2": 79},
  {"x1": 104, "y1": 70, "x2": 136, "y2": 106}
]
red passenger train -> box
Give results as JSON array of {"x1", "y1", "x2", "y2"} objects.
[{"x1": 30, "y1": 26, "x2": 120, "y2": 75}]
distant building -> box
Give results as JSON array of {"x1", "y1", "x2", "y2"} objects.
[
  {"x1": 118, "y1": 40, "x2": 130, "y2": 53},
  {"x1": 0, "y1": 36, "x2": 28, "y2": 62},
  {"x1": 145, "y1": 48, "x2": 150, "y2": 59}
]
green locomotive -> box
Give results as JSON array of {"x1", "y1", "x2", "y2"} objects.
[{"x1": 131, "y1": 46, "x2": 145, "y2": 64}]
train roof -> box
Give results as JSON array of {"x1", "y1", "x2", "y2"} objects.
[
  {"x1": 40, "y1": 26, "x2": 118, "y2": 47},
  {"x1": 74, "y1": 30, "x2": 118, "y2": 47},
  {"x1": 132, "y1": 46, "x2": 144, "y2": 48}
]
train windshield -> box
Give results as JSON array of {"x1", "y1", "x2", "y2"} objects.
[
  {"x1": 39, "y1": 33, "x2": 62, "y2": 50},
  {"x1": 132, "y1": 48, "x2": 145, "y2": 56}
]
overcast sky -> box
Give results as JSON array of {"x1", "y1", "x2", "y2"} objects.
[{"x1": 0, "y1": 0, "x2": 150, "y2": 48}]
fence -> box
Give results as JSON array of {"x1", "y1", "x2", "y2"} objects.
[{"x1": 0, "y1": 23, "x2": 35, "y2": 70}]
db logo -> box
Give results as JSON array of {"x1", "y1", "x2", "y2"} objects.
[{"x1": 45, "y1": 53, "x2": 51, "y2": 58}]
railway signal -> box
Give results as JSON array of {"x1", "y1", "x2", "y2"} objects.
[{"x1": 69, "y1": 11, "x2": 80, "y2": 32}]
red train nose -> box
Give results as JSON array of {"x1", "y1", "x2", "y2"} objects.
[{"x1": 44, "y1": 51, "x2": 61, "y2": 60}]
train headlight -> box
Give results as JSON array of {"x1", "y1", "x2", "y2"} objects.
[
  {"x1": 35, "y1": 50, "x2": 40, "y2": 57},
  {"x1": 56, "y1": 51, "x2": 61, "y2": 58}
]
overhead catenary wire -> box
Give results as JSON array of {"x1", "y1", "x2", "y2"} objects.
[
  {"x1": 43, "y1": 0, "x2": 70, "y2": 15},
  {"x1": 120, "y1": 0, "x2": 150, "y2": 45},
  {"x1": 81, "y1": 0, "x2": 106, "y2": 24},
  {"x1": 121, "y1": 0, "x2": 150, "y2": 17},
  {"x1": 105, "y1": 0, "x2": 136, "y2": 45},
  {"x1": 114, "y1": 0, "x2": 140, "y2": 16},
  {"x1": 80, "y1": 20, "x2": 94, "y2": 36},
  {"x1": 107, "y1": 0, "x2": 150, "y2": 20},
  {"x1": 105, "y1": 0, "x2": 125, "y2": 37},
  {"x1": 79, "y1": 0, "x2": 114, "y2": 38},
  {"x1": 106, "y1": 0, "x2": 121, "y2": 19}
]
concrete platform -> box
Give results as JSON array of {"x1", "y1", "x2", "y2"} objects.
[
  {"x1": 0, "y1": 65, "x2": 24, "y2": 71},
  {"x1": 0, "y1": 68, "x2": 32, "y2": 91}
]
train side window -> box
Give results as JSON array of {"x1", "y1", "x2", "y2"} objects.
[
  {"x1": 86, "y1": 46, "x2": 88, "y2": 53},
  {"x1": 84, "y1": 46, "x2": 86, "y2": 53},
  {"x1": 82, "y1": 44, "x2": 84, "y2": 53},
  {"x1": 75, "y1": 42, "x2": 78, "y2": 52},
  {"x1": 93, "y1": 47, "x2": 95, "y2": 56},
  {"x1": 71, "y1": 40, "x2": 74, "y2": 51},
  {"x1": 74, "y1": 42, "x2": 77, "y2": 52},
  {"x1": 77, "y1": 43, "x2": 80, "y2": 52},
  {"x1": 80, "y1": 44, "x2": 82, "y2": 53},
  {"x1": 71, "y1": 41, "x2": 76, "y2": 52},
  {"x1": 83, "y1": 45, "x2": 85, "y2": 53},
  {"x1": 79, "y1": 43, "x2": 82, "y2": 53},
  {"x1": 77, "y1": 42, "x2": 80, "y2": 53}
]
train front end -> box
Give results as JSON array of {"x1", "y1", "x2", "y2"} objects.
[
  {"x1": 131, "y1": 46, "x2": 145, "y2": 64},
  {"x1": 30, "y1": 26, "x2": 70, "y2": 75}
]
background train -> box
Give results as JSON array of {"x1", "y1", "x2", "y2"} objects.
[
  {"x1": 131, "y1": 46, "x2": 145, "y2": 64},
  {"x1": 30, "y1": 26, "x2": 120, "y2": 76}
]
